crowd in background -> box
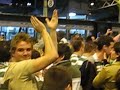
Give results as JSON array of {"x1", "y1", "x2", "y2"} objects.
[{"x1": 0, "y1": 9, "x2": 120, "y2": 90}]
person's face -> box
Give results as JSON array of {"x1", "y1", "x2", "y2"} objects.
[
  {"x1": 91, "y1": 36, "x2": 95, "y2": 41},
  {"x1": 110, "y1": 48, "x2": 118, "y2": 60},
  {"x1": 12, "y1": 41, "x2": 32, "y2": 61},
  {"x1": 105, "y1": 42, "x2": 114, "y2": 55}
]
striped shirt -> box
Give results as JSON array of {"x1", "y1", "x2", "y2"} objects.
[{"x1": 70, "y1": 54, "x2": 85, "y2": 67}]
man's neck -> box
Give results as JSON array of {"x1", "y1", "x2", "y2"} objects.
[
  {"x1": 96, "y1": 50, "x2": 105, "y2": 61},
  {"x1": 73, "y1": 51, "x2": 83, "y2": 56},
  {"x1": 82, "y1": 53, "x2": 93, "y2": 57}
]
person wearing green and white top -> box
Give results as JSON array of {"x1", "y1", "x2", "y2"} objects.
[{"x1": 70, "y1": 37, "x2": 85, "y2": 68}]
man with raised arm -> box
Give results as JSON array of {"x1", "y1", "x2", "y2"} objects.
[{"x1": 3, "y1": 12, "x2": 58, "y2": 90}]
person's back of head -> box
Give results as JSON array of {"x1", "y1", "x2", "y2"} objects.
[
  {"x1": 0, "y1": 41, "x2": 11, "y2": 62},
  {"x1": 58, "y1": 43, "x2": 72, "y2": 60},
  {"x1": 71, "y1": 34, "x2": 82, "y2": 41},
  {"x1": 57, "y1": 31, "x2": 66, "y2": 43},
  {"x1": 84, "y1": 42, "x2": 97, "y2": 53},
  {"x1": 41, "y1": 66, "x2": 72, "y2": 90},
  {"x1": 97, "y1": 35, "x2": 114, "y2": 51},
  {"x1": 71, "y1": 37, "x2": 84, "y2": 52},
  {"x1": 86, "y1": 35, "x2": 93, "y2": 43}
]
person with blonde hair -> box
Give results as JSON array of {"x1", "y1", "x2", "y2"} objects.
[{"x1": 3, "y1": 10, "x2": 58, "y2": 90}]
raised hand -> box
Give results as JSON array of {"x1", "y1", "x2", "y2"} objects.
[
  {"x1": 30, "y1": 16, "x2": 46, "y2": 33},
  {"x1": 45, "y1": 9, "x2": 58, "y2": 30},
  {"x1": 105, "y1": 29, "x2": 113, "y2": 36}
]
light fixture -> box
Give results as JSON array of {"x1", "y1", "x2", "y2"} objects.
[
  {"x1": 90, "y1": 2, "x2": 94, "y2": 6},
  {"x1": 69, "y1": 12, "x2": 76, "y2": 17},
  {"x1": 27, "y1": 3, "x2": 31, "y2": 6}
]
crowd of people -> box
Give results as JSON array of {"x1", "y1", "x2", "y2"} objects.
[{"x1": 0, "y1": 9, "x2": 120, "y2": 90}]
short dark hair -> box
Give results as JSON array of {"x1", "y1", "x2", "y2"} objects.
[
  {"x1": 71, "y1": 37, "x2": 83, "y2": 52},
  {"x1": 31, "y1": 49, "x2": 40, "y2": 59},
  {"x1": 113, "y1": 42, "x2": 120, "y2": 61},
  {"x1": 86, "y1": 35, "x2": 93, "y2": 43},
  {"x1": 97, "y1": 35, "x2": 113, "y2": 50},
  {"x1": 57, "y1": 31, "x2": 66, "y2": 43},
  {"x1": 0, "y1": 41, "x2": 11, "y2": 62},
  {"x1": 58, "y1": 43, "x2": 72, "y2": 60},
  {"x1": 84, "y1": 42, "x2": 97, "y2": 53},
  {"x1": 42, "y1": 66, "x2": 72, "y2": 90}
]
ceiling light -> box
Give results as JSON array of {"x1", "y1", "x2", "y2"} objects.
[
  {"x1": 27, "y1": 3, "x2": 31, "y2": 6},
  {"x1": 90, "y1": 2, "x2": 94, "y2": 6}
]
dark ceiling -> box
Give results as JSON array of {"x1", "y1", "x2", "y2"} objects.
[
  {"x1": 55, "y1": 0, "x2": 119, "y2": 22},
  {"x1": 0, "y1": 0, "x2": 119, "y2": 22}
]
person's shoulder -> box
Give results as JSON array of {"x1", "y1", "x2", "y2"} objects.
[
  {"x1": 70, "y1": 54, "x2": 79, "y2": 60},
  {"x1": 70, "y1": 53, "x2": 77, "y2": 57},
  {"x1": 56, "y1": 61, "x2": 81, "y2": 77},
  {"x1": 11, "y1": 59, "x2": 34, "y2": 69},
  {"x1": 79, "y1": 57, "x2": 87, "y2": 61},
  {"x1": 54, "y1": 60, "x2": 70, "y2": 66},
  {"x1": 105, "y1": 64, "x2": 111, "y2": 67},
  {"x1": 105, "y1": 62, "x2": 120, "y2": 67},
  {"x1": 103, "y1": 64, "x2": 114, "y2": 71}
]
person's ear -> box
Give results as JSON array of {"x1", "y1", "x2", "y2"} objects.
[
  {"x1": 117, "y1": 53, "x2": 120, "y2": 57},
  {"x1": 60, "y1": 55, "x2": 65, "y2": 60},
  {"x1": 56, "y1": 55, "x2": 64, "y2": 62},
  {"x1": 65, "y1": 84, "x2": 72, "y2": 90}
]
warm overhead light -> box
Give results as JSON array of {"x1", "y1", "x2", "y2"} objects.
[{"x1": 69, "y1": 12, "x2": 76, "y2": 16}]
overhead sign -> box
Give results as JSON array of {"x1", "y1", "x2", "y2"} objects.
[{"x1": 48, "y1": 0, "x2": 54, "y2": 8}]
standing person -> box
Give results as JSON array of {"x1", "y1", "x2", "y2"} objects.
[
  {"x1": 80, "y1": 42, "x2": 97, "y2": 90},
  {"x1": 53, "y1": 43, "x2": 82, "y2": 90},
  {"x1": 41, "y1": 66, "x2": 72, "y2": 90},
  {"x1": 85, "y1": 35, "x2": 96, "y2": 43},
  {"x1": 81, "y1": 42, "x2": 97, "y2": 63},
  {"x1": 93, "y1": 42, "x2": 120, "y2": 90},
  {"x1": 92, "y1": 35, "x2": 114, "y2": 72},
  {"x1": 3, "y1": 12, "x2": 58, "y2": 90},
  {"x1": 70, "y1": 36, "x2": 85, "y2": 67}
]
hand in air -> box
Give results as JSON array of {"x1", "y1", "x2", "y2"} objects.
[
  {"x1": 45, "y1": 9, "x2": 58, "y2": 30},
  {"x1": 30, "y1": 16, "x2": 46, "y2": 33}
]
